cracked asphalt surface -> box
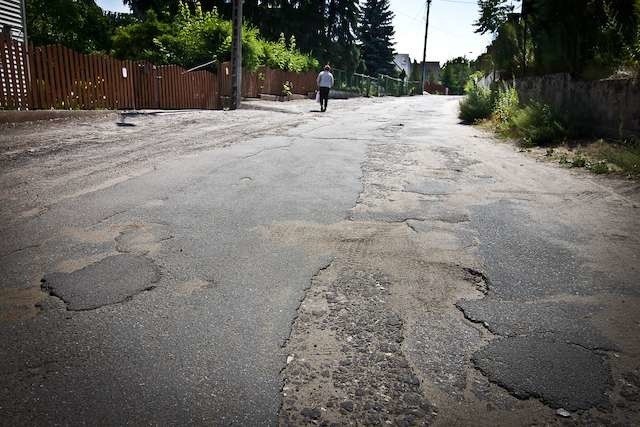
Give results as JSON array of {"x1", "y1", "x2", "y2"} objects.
[{"x1": 1, "y1": 97, "x2": 639, "y2": 425}]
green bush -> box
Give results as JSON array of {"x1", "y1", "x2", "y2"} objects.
[
  {"x1": 259, "y1": 34, "x2": 318, "y2": 72},
  {"x1": 493, "y1": 84, "x2": 520, "y2": 131},
  {"x1": 459, "y1": 78, "x2": 493, "y2": 123},
  {"x1": 510, "y1": 102, "x2": 566, "y2": 146}
]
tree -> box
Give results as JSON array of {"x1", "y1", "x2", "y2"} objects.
[
  {"x1": 474, "y1": 0, "x2": 517, "y2": 35},
  {"x1": 359, "y1": 0, "x2": 396, "y2": 76},
  {"x1": 526, "y1": 0, "x2": 640, "y2": 77},
  {"x1": 112, "y1": 10, "x2": 172, "y2": 63},
  {"x1": 475, "y1": 0, "x2": 640, "y2": 78},
  {"x1": 26, "y1": 0, "x2": 114, "y2": 53},
  {"x1": 440, "y1": 57, "x2": 471, "y2": 95}
]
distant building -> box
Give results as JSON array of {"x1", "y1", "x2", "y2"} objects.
[
  {"x1": 418, "y1": 61, "x2": 441, "y2": 83},
  {"x1": 393, "y1": 54, "x2": 412, "y2": 79},
  {"x1": 0, "y1": 0, "x2": 27, "y2": 42}
]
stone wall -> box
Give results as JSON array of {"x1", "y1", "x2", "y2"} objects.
[{"x1": 515, "y1": 74, "x2": 640, "y2": 137}]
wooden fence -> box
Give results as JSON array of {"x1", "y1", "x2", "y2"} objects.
[
  {"x1": 217, "y1": 61, "x2": 317, "y2": 98},
  {"x1": 1, "y1": 35, "x2": 29, "y2": 109},
  {"x1": 1, "y1": 35, "x2": 319, "y2": 111}
]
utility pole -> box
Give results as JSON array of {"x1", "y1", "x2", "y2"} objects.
[
  {"x1": 230, "y1": 0, "x2": 243, "y2": 110},
  {"x1": 421, "y1": 0, "x2": 432, "y2": 91},
  {"x1": 521, "y1": 0, "x2": 529, "y2": 75}
]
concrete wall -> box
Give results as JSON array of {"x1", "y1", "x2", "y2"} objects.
[{"x1": 515, "y1": 74, "x2": 640, "y2": 137}]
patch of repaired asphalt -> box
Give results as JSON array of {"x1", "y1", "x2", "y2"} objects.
[
  {"x1": 457, "y1": 299, "x2": 617, "y2": 351},
  {"x1": 403, "y1": 179, "x2": 453, "y2": 196},
  {"x1": 280, "y1": 266, "x2": 436, "y2": 425},
  {"x1": 472, "y1": 337, "x2": 611, "y2": 411},
  {"x1": 41, "y1": 254, "x2": 159, "y2": 311},
  {"x1": 470, "y1": 200, "x2": 586, "y2": 299}
]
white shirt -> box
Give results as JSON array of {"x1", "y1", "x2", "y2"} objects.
[{"x1": 317, "y1": 71, "x2": 335, "y2": 88}]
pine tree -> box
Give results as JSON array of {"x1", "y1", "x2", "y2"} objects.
[{"x1": 359, "y1": 0, "x2": 396, "y2": 76}]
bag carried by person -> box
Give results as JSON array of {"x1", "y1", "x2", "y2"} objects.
[{"x1": 315, "y1": 91, "x2": 320, "y2": 103}]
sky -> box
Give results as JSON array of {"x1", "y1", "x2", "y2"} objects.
[{"x1": 96, "y1": 0, "x2": 493, "y2": 64}]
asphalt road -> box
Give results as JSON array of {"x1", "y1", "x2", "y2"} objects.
[{"x1": 1, "y1": 97, "x2": 639, "y2": 426}]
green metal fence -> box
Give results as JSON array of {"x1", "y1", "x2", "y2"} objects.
[{"x1": 332, "y1": 69, "x2": 422, "y2": 97}]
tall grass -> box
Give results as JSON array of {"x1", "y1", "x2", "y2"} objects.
[{"x1": 510, "y1": 102, "x2": 566, "y2": 146}]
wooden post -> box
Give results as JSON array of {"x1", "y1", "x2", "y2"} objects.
[{"x1": 421, "y1": 0, "x2": 432, "y2": 91}]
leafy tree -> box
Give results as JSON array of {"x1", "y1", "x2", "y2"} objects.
[
  {"x1": 359, "y1": 0, "x2": 396, "y2": 75},
  {"x1": 475, "y1": 0, "x2": 640, "y2": 78},
  {"x1": 474, "y1": 0, "x2": 517, "y2": 35},
  {"x1": 112, "y1": 10, "x2": 172, "y2": 63},
  {"x1": 440, "y1": 57, "x2": 471, "y2": 95},
  {"x1": 471, "y1": 51, "x2": 494, "y2": 75},
  {"x1": 26, "y1": 0, "x2": 114, "y2": 53}
]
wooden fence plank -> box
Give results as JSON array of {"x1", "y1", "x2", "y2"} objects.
[
  {"x1": 110, "y1": 56, "x2": 117, "y2": 108},
  {"x1": 108, "y1": 55, "x2": 117, "y2": 108},
  {"x1": 41, "y1": 46, "x2": 53, "y2": 108},
  {"x1": 114, "y1": 58, "x2": 122, "y2": 108},
  {"x1": 60, "y1": 45, "x2": 71, "y2": 108},
  {"x1": 1, "y1": 39, "x2": 11, "y2": 107},
  {"x1": 65, "y1": 48, "x2": 74, "y2": 108},
  {"x1": 26, "y1": 42, "x2": 36, "y2": 108},
  {"x1": 63, "y1": 45, "x2": 74, "y2": 108},
  {"x1": 16, "y1": 41, "x2": 28, "y2": 108},
  {"x1": 0, "y1": 38, "x2": 10, "y2": 108},
  {"x1": 167, "y1": 66, "x2": 173, "y2": 109},
  {"x1": 97, "y1": 54, "x2": 107, "y2": 108},
  {"x1": 125, "y1": 60, "x2": 133, "y2": 108},
  {"x1": 42, "y1": 45, "x2": 56, "y2": 108},
  {"x1": 172, "y1": 66, "x2": 178, "y2": 108},
  {"x1": 51, "y1": 45, "x2": 64, "y2": 107},
  {"x1": 90, "y1": 52, "x2": 99, "y2": 108},
  {"x1": 79, "y1": 49, "x2": 88, "y2": 108},
  {"x1": 89, "y1": 49, "x2": 98, "y2": 108},
  {"x1": 10, "y1": 41, "x2": 21, "y2": 108},
  {"x1": 31, "y1": 45, "x2": 41, "y2": 108}
]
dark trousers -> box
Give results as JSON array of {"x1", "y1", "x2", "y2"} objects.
[{"x1": 319, "y1": 87, "x2": 330, "y2": 111}]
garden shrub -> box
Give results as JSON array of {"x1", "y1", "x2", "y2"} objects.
[{"x1": 459, "y1": 77, "x2": 493, "y2": 123}]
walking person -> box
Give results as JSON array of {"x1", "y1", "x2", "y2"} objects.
[{"x1": 317, "y1": 65, "x2": 334, "y2": 112}]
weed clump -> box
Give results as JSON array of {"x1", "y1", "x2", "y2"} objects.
[
  {"x1": 493, "y1": 84, "x2": 520, "y2": 132},
  {"x1": 571, "y1": 155, "x2": 587, "y2": 168},
  {"x1": 510, "y1": 102, "x2": 566, "y2": 146},
  {"x1": 588, "y1": 160, "x2": 610, "y2": 174}
]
